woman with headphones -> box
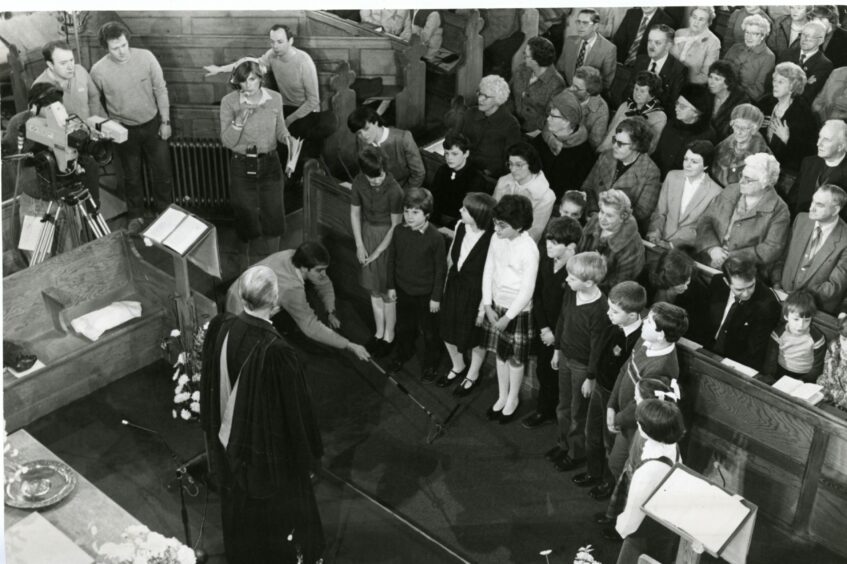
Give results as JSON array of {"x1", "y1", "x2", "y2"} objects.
[{"x1": 220, "y1": 58, "x2": 291, "y2": 267}]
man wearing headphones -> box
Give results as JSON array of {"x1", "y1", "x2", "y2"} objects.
[{"x1": 90, "y1": 21, "x2": 174, "y2": 232}]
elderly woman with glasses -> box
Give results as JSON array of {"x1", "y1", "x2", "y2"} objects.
[
  {"x1": 696, "y1": 152, "x2": 790, "y2": 269},
  {"x1": 759, "y1": 61, "x2": 818, "y2": 194},
  {"x1": 707, "y1": 60, "x2": 751, "y2": 139},
  {"x1": 578, "y1": 189, "x2": 645, "y2": 292},
  {"x1": 492, "y1": 141, "x2": 555, "y2": 242},
  {"x1": 712, "y1": 103, "x2": 773, "y2": 187},
  {"x1": 671, "y1": 6, "x2": 721, "y2": 84},
  {"x1": 599, "y1": 71, "x2": 667, "y2": 155},
  {"x1": 567, "y1": 65, "x2": 609, "y2": 152},
  {"x1": 725, "y1": 14, "x2": 776, "y2": 102},
  {"x1": 583, "y1": 117, "x2": 660, "y2": 234},
  {"x1": 451, "y1": 75, "x2": 522, "y2": 179}
]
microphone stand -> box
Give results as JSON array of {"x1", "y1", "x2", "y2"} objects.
[{"x1": 121, "y1": 419, "x2": 207, "y2": 562}]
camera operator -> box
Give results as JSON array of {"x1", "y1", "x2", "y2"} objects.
[
  {"x1": 90, "y1": 21, "x2": 174, "y2": 233},
  {"x1": 32, "y1": 40, "x2": 107, "y2": 204}
]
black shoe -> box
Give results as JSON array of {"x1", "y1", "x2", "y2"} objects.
[
  {"x1": 486, "y1": 405, "x2": 502, "y2": 420},
  {"x1": 572, "y1": 472, "x2": 602, "y2": 488},
  {"x1": 589, "y1": 482, "x2": 614, "y2": 500},
  {"x1": 553, "y1": 454, "x2": 586, "y2": 472},
  {"x1": 544, "y1": 445, "x2": 565, "y2": 461},
  {"x1": 375, "y1": 339, "x2": 395, "y2": 358},
  {"x1": 453, "y1": 376, "x2": 479, "y2": 397},
  {"x1": 601, "y1": 526, "x2": 621, "y2": 541},
  {"x1": 436, "y1": 367, "x2": 465, "y2": 387},
  {"x1": 521, "y1": 412, "x2": 553, "y2": 429},
  {"x1": 387, "y1": 357, "x2": 404, "y2": 373},
  {"x1": 593, "y1": 512, "x2": 613, "y2": 525},
  {"x1": 499, "y1": 408, "x2": 519, "y2": 425},
  {"x1": 365, "y1": 336, "x2": 381, "y2": 354},
  {"x1": 421, "y1": 367, "x2": 438, "y2": 383}
]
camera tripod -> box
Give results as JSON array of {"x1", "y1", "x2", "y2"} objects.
[{"x1": 30, "y1": 184, "x2": 110, "y2": 265}]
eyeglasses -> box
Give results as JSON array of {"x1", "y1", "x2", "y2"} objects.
[
  {"x1": 739, "y1": 175, "x2": 760, "y2": 184},
  {"x1": 576, "y1": 19, "x2": 594, "y2": 26},
  {"x1": 744, "y1": 30, "x2": 764, "y2": 37},
  {"x1": 612, "y1": 138, "x2": 632, "y2": 147},
  {"x1": 476, "y1": 90, "x2": 495, "y2": 100},
  {"x1": 731, "y1": 121, "x2": 755, "y2": 131}
]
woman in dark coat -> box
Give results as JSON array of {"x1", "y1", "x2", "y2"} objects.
[
  {"x1": 201, "y1": 266, "x2": 325, "y2": 564},
  {"x1": 653, "y1": 83, "x2": 717, "y2": 178},
  {"x1": 437, "y1": 192, "x2": 497, "y2": 388}
]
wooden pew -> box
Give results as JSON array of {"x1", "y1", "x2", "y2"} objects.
[
  {"x1": 3, "y1": 231, "x2": 216, "y2": 430},
  {"x1": 511, "y1": 9, "x2": 540, "y2": 77},
  {"x1": 439, "y1": 10, "x2": 484, "y2": 102}
]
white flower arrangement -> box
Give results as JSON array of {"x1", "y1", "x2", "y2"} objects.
[
  {"x1": 162, "y1": 322, "x2": 209, "y2": 423},
  {"x1": 92, "y1": 524, "x2": 196, "y2": 564},
  {"x1": 574, "y1": 545, "x2": 602, "y2": 564}
]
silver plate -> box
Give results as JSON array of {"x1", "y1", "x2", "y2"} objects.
[{"x1": 5, "y1": 459, "x2": 77, "y2": 509}]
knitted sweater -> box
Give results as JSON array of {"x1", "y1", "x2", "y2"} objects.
[
  {"x1": 609, "y1": 339, "x2": 679, "y2": 429},
  {"x1": 554, "y1": 288, "x2": 609, "y2": 376},
  {"x1": 387, "y1": 222, "x2": 447, "y2": 300},
  {"x1": 90, "y1": 48, "x2": 169, "y2": 125}
]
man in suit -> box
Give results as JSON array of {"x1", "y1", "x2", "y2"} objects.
[
  {"x1": 773, "y1": 184, "x2": 847, "y2": 315},
  {"x1": 810, "y1": 5, "x2": 847, "y2": 70},
  {"x1": 612, "y1": 7, "x2": 675, "y2": 65},
  {"x1": 693, "y1": 257, "x2": 780, "y2": 372},
  {"x1": 558, "y1": 9, "x2": 617, "y2": 92},
  {"x1": 789, "y1": 120, "x2": 847, "y2": 219},
  {"x1": 777, "y1": 22, "x2": 833, "y2": 105},
  {"x1": 624, "y1": 25, "x2": 687, "y2": 111}
]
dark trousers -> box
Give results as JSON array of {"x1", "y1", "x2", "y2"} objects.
[
  {"x1": 229, "y1": 153, "x2": 286, "y2": 241},
  {"x1": 394, "y1": 287, "x2": 441, "y2": 371},
  {"x1": 556, "y1": 355, "x2": 589, "y2": 458},
  {"x1": 586, "y1": 384, "x2": 614, "y2": 483},
  {"x1": 114, "y1": 117, "x2": 173, "y2": 218},
  {"x1": 532, "y1": 342, "x2": 558, "y2": 418}
]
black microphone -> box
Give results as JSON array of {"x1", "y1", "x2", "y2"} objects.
[{"x1": 120, "y1": 418, "x2": 194, "y2": 484}]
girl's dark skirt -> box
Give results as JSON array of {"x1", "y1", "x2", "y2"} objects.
[
  {"x1": 359, "y1": 221, "x2": 391, "y2": 295},
  {"x1": 439, "y1": 268, "x2": 484, "y2": 352},
  {"x1": 229, "y1": 152, "x2": 286, "y2": 241},
  {"x1": 480, "y1": 303, "x2": 534, "y2": 364}
]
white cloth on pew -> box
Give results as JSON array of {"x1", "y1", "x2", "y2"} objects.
[{"x1": 70, "y1": 301, "x2": 142, "y2": 341}]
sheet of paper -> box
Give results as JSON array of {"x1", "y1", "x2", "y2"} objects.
[
  {"x1": 423, "y1": 138, "x2": 445, "y2": 155},
  {"x1": 18, "y1": 215, "x2": 46, "y2": 252},
  {"x1": 5, "y1": 512, "x2": 93, "y2": 564},
  {"x1": 720, "y1": 358, "x2": 758, "y2": 377},
  {"x1": 644, "y1": 468, "x2": 751, "y2": 555},
  {"x1": 163, "y1": 215, "x2": 209, "y2": 255},
  {"x1": 773, "y1": 375, "x2": 801, "y2": 394},
  {"x1": 143, "y1": 207, "x2": 186, "y2": 244}
]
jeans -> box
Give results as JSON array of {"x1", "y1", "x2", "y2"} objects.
[
  {"x1": 556, "y1": 355, "x2": 589, "y2": 458},
  {"x1": 114, "y1": 117, "x2": 173, "y2": 218}
]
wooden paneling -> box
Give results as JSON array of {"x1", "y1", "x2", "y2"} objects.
[
  {"x1": 808, "y1": 483, "x2": 847, "y2": 557},
  {"x1": 823, "y1": 434, "x2": 847, "y2": 483}
]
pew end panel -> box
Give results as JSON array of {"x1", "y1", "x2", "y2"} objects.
[
  {"x1": 511, "y1": 9, "x2": 539, "y2": 75},
  {"x1": 3, "y1": 231, "x2": 216, "y2": 431}
]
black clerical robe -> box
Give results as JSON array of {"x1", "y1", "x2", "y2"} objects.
[{"x1": 200, "y1": 312, "x2": 324, "y2": 564}]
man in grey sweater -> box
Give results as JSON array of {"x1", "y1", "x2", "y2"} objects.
[{"x1": 90, "y1": 21, "x2": 173, "y2": 231}]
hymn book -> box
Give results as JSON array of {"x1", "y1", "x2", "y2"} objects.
[{"x1": 772, "y1": 376, "x2": 824, "y2": 405}]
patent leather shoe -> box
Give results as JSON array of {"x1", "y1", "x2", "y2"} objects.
[
  {"x1": 498, "y1": 408, "x2": 519, "y2": 425},
  {"x1": 572, "y1": 472, "x2": 601, "y2": 487},
  {"x1": 486, "y1": 405, "x2": 502, "y2": 420},
  {"x1": 521, "y1": 412, "x2": 553, "y2": 429},
  {"x1": 453, "y1": 376, "x2": 479, "y2": 397},
  {"x1": 436, "y1": 366, "x2": 466, "y2": 388},
  {"x1": 589, "y1": 482, "x2": 614, "y2": 500}
]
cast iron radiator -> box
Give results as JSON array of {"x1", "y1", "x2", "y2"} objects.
[{"x1": 142, "y1": 138, "x2": 230, "y2": 210}]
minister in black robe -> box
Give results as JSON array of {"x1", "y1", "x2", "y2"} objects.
[{"x1": 200, "y1": 265, "x2": 325, "y2": 564}]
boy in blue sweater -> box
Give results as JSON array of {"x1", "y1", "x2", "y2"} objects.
[{"x1": 387, "y1": 188, "x2": 447, "y2": 380}]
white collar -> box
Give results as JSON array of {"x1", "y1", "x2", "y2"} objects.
[
  {"x1": 650, "y1": 53, "x2": 669, "y2": 70},
  {"x1": 800, "y1": 48, "x2": 819, "y2": 59},
  {"x1": 644, "y1": 341, "x2": 675, "y2": 357},
  {"x1": 641, "y1": 438, "x2": 679, "y2": 461},
  {"x1": 582, "y1": 33, "x2": 597, "y2": 49},
  {"x1": 576, "y1": 287, "x2": 603, "y2": 305},
  {"x1": 815, "y1": 218, "x2": 839, "y2": 240},
  {"x1": 374, "y1": 126, "x2": 390, "y2": 146},
  {"x1": 622, "y1": 317, "x2": 642, "y2": 337}
]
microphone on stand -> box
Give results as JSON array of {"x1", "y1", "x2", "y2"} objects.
[{"x1": 120, "y1": 419, "x2": 195, "y2": 485}]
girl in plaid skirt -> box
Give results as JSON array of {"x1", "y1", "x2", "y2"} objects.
[{"x1": 477, "y1": 194, "x2": 539, "y2": 423}]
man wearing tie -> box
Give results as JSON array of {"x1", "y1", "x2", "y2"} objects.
[
  {"x1": 613, "y1": 7, "x2": 674, "y2": 66},
  {"x1": 773, "y1": 184, "x2": 847, "y2": 315},
  {"x1": 612, "y1": 25, "x2": 687, "y2": 110},
  {"x1": 694, "y1": 257, "x2": 780, "y2": 371},
  {"x1": 777, "y1": 21, "x2": 833, "y2": 105},
  {"x1": 558, "y1": 9, "x2": 617, "y2": 93}
]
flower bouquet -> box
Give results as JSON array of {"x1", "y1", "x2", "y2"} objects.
[
  {"x1": 92, "y1": 524, "x2": 196, "y2": 564},
  {"x1": 574, "y1": 545, "x2": 602, "y2": 564},
  {"x1": 161, "y1": 322, "x2": 209, "y2": 422}
]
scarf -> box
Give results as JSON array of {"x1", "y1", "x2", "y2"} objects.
[{"x1": 624, "y1": 97, "x2": 662, "y2": 117}]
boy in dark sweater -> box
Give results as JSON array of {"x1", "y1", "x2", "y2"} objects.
[
  {"x1": 572, "y1": 281, "x2": 646, "y2": 500},
  {"x1": 606, "y1": 302, "x2": 688, "y2": 481},
  {"x1": 387, "y1": 188, "x2": 447, "y2": 380},
  {"x1": 547, "y1": 252, "x2": 610, "y2": 472}
]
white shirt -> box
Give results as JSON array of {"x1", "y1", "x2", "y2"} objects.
[
  {"x1": 481, "y1": 232, "x2": 540, "y2": 319},
  {"x1": 808, "y1": 218, "x2": 839, "y2": 258},
  {"x1": 622, "y1": 317, "x2": 643, "y2": 337},
  {"x1": 649, "y1": 53, "x2": 669, "y2": 75},
  {"x1": 457, "y1": 225, "x2": 484, "y2": 271},
  {"x1": 579, "y1": 33, "x2": 598, "y2": 59},
  {"x1": 645, "y1": 341, "x2": 675, "y2": 357},
  {"x1": 616, "y1": 439, "x2": 680, "y2": 538},
  {"x1": 679, "y1": 175, "x2": 704, "y2": 215},
  {"x1": 576, "y1": 287, "x2": 603, "y2": 306}
]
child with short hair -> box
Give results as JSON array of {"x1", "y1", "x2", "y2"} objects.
[
  {"x1": 572, "y1": 281, "x2": 646, "y2": 498},
  {"x1": 763, "y1": 290, "x2": 827, "y2": 382},
  {"x1": 350, "y1": 146, "x2": 404, "y2": 357},
  {"x1": 606, "y1": 302, "x2": 687, "y2": 482},
  {"x1": 559, "y1": 190, "x2": 587, "y2": 223},
  {"x1": 615, "y1": 399, "x2": 685, "y2": 564},
  {"x1": 472, "y1": 195, "x2": 539, "y2": 422},
  {"x1": 546, "y1": 252, "x2": 610, "y2": 472},
  {"x1": 522, "y1": 216, "x2": 584, "y2": 429},
  {"x1": 348, "y1": 105, "x2": 425, "y2": 188},
  {"x1": 387, "y1": 188, "x2": 447, "y2": 380}
]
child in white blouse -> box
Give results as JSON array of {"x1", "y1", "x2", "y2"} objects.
[{"x1": 615, "y1": 399, "x2": 685, "y2": 564}]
